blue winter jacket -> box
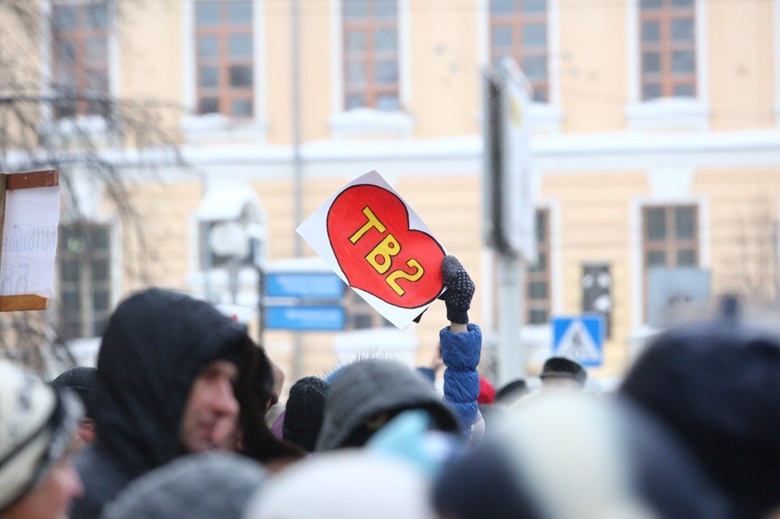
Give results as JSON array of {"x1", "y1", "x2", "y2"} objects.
[{"x1": 439, "y1": 324, "x2": 482, "y2": 432}]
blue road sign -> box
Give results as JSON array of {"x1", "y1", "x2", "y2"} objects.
[
  {"x1": 265, "y1": 272, "x2": 345, "y2": 299},
  {"x1": 266, "y1": 305, "x2": 345, "y2": 331},
  {"x1": 552, "y1": 315, "x2": 605, "y2": 367}
]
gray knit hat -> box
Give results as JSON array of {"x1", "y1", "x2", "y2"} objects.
[
  {"x1": 100, "y1": 452, "x2": 266, "y2": 519},
  {"x1": 0, "y1": 360, "x2": 83, "y2": 513},
  {"x1": 316, "y1": 359, "x2": 459, "y2": 451}
]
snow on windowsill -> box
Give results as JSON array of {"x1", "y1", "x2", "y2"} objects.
[
  {"x1": 626, "y1": 98, "x2": 710, "y2": 132},
  {"x1": 329, "y1": 108, "x2": 416, "y2": 139},
  {"x1": 529, "y1": 102, "x2": 564, "y2": 134},
  {"x1": 181, "y1": 113, "x2": 268, "y2": 144}
]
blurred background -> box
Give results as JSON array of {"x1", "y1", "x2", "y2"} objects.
[{"x1": 0, "y1": 0, "x2": 777, "y2": 393}]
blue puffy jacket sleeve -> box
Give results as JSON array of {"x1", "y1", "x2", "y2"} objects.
[{"x1": 439, "y1": 323, "x2": 482, "y2": 432}]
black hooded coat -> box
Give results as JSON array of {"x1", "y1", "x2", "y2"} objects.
[{"x1": 71, "y1": 289, "x2": 249, "y2": 519}]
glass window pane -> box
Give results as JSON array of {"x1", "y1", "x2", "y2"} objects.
[
  {"x1": 529, "y1": 281, "x2": 548, "y2": 300},
  {"x1": 199, "y1": 66, "x2": 219, "y2": 88},
  {"x1": 640, "y1": 0, "x2": 662, "y2": 9},
  {"x1": 491, "y1": 0, "x2": 515, "y2": 15},
  {"x1": 53, "y1": 6, "x2": 79, "y2": 30},
  {"x1": 55, "y1": 40, "x2": 76, "y2": 62},
  {"x1": 677, "y1": 250, "x2": 696, "y2": 266},
  {"x1": 196, "y1": 2, "x2": 220, "y2": 26},
  {"x1": 61, "y1": 261, "x2": 81, "y2": 282},
  {"x1": 535, "y1": 211, "x2": 547, "y2": 243},
  {"x1": 198, "y1": 36, "x2": 219, "y2": 58},
  {"x1": 643, "y1": 82, "x2": 661, "y2": 99},
  {"x1": 86, "y1": 5, "x2": 108, "y2": 29},
  {"x1": 522, "y1": 55, "x2": 547, "y2": 79},
  {"x1": 674, "y1": 83, "x2": 695, "y2": 97},
  {"x1": 199, "y1": 97, "x2": 219, "y2": 114},
  {"x1": 93, "y1": 291, "x2": 110, "y2": 312},
  {"x1": 232, "y1": 98, "x2": 253, "y2": 117},
  {"x1": 346, "y1": 93, "x2": 365, "y2": 109},
  {"x1": 228, "y1": 1, "x2": 251, "y2": 24},
  {"x1": 646, "y1": 208, "x2": 666, "y2": 240},
  {"x1": 85, "y1": 69, "x2": 107, "y2": 92},
  {"x1": 229, "y1": 65, "x2": 252, "y2": 87},
  {"x1": 346, "y1": 31, "x2": 365, "y2": 53},
  {"x1": 375, "y1": 0, "x2": 397, "y2": 19},
  {"x1": 376, "y1": 94, "x2": 399, "y2": 111},
  {"x1": 533, "y1": 86, "x2": 548, "y2": 103},
  {"x1": 675, "y1": 207, "x2": 695, "y2": 239},
  {"x1": 346, "y1": 61, "x2": 365, "y2": 85},
  {"x1": 492, "y1": 27, "x2": 513, "y2": 49},
  {"x1": 90, "y1": 226, "x2": 110, "y2": 249},
  {"x1": 646, "y1": 250, "x2": 667, "y2": 267},
  {"x1": 642, "y1": 52, "x2": 660, "y2": 74},
  {"x1": 671, "y1": 18, "x2": 694, "y2": 42},
  {"x1": 523, "y1": 23, "x2": 547, "y2": 47},
  {"x1": 375, "y1": 28, "x2": 397, "y2": 51},
  {"x1": 63, "y1": 290, "x2": 81, "y2": 311},
  {"x1": 672, "y1": 50, "x2": 695, "y2": 74},
  {"x1": 92, "y1": 261, "x2": 109, "y2": 282},
  {"x1": 642, "y1": 20, "x2": 660, "y2": 42},
  {"x1": 672, "y1": 0, "x2": 693, "y2": 6},
  {"x1": 529, "y1": 309, "x2": 548, "y2": 325},
  {"x1": 85, "y1": 37, "x2": 106, "y2": 63},
  {"x1": 524, "y1": 0, "x2": 546, "y2": 13},
  {"x1": 375, "y1": 60, "x2": 398, "y2": 85},
  {"x1": 229, "y1": 33, "x2": 252, "y2": 57},
  {"x1": 344, "y1": 0, "x2": 367, "y2": 20}
]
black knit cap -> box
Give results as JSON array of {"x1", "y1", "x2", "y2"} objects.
[
  {"x1": 620, "y1": 297, "x2": 780, "y2": 519},
  {"x1": 539, "y1": 357, "x2": 587, "y2": 386},
  {"x1": 282, "y1": 377, "x2": 328, "y2": 452},
  {"x1": 51, "y1": 366, "x2": 97, "y2": 417}
]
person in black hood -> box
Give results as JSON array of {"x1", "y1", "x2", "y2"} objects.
[{"x1": 71, "y1": 288, "x2": 252, "y2": 519}]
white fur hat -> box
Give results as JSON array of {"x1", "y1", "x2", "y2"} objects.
[{"x1": 0, "y1": 360, "x2": 82, "y2": 512}]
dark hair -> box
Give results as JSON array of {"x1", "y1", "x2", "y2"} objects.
[
  {"x1": 234, "y1": 339, "x2": 304, "y2": 464},
  {"x1": 495, "y1": 379, "x2": 529, "y2": 405}
]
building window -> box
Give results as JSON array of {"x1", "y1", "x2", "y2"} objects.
[
  {"x1": 51, "y1": 1, "x2": 109, "y2": 118},
  {"x1": 57, "y1": 223, "x2": 112, "y2": 340},
  {"x1": 526, "y1": 209, "x2": 551, "y2": 324},
  {"x1": 639, "y1": 0, "x2": 696, "y2": 100},
  {"x1": 195, "y1": 0, "x2": 253, "y2": 117},
  {"x1": 343, "y1": 0, "x2": 400, "y2": 111},
  {"x1": 489, "y1": 0, "x2": 549, "y2": 102},
  {"x1": 343, "y1": 291, "x2": 391, "y2": 330},
  {"x1": 642, "y1": 205, "x2": 698, "y2": 307}
]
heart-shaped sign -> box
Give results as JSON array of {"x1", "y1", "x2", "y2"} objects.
[{"x1": 327, "y1": 184, "x2": 445, "y2": 309}]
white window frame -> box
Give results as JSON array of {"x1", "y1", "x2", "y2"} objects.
[
  {"x1": 182, "y1": 0, "x2": 268, "y2": 143},
  {"x1": 40, "y1": 0, "x2": 121, "y2": 139},
  {"x1": 626, "y1": 0, "x2": 710, "y2": 131},
  {"x1": 329, "y1": 0, "x2": 415, "y2": 139},
  {"x1": 477, "y1": 0, "x2": 563, "y2": 133},
  {"x1": 630, "y1": 194, "x2": 709, "y2": 330}
]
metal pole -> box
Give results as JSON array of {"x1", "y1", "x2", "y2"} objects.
[
  {"x1": 291, "y1": 0, "x2": 304, "y2": 381},
  {"x1": 292, "y1": 0, "x2": 303, "y2": 256},
  {"x1": 497, "y1": 254, "x2": 525, "y2": 385}
]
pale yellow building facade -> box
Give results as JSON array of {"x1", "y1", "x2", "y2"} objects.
[{"x1": 9, "y1": 0, "x2": 780, "y2": 385}]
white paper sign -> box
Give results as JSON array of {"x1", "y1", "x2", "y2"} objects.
[
  {"x1": 297, "y1": 171, "x2": 447, "y2": 329},
  {"x1": 0, "y1": 186, "x2": 61, "y2": 297}
]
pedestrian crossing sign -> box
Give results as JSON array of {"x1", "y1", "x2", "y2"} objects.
[{"x1": 552, "y1": 315, "x2": 604, "y2": 367}]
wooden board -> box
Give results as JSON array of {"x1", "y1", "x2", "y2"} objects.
[{"x1": 0, "y1": 170, "x2": 60, "y2": 312}]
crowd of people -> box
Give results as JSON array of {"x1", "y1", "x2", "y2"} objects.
[{"x1": 1, "y1": 256, "x2": 779, "y2": 519}]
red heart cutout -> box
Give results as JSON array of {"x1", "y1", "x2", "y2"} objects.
[{"x1": 327, "y1": 184, "x2": 445, "y2": 309}]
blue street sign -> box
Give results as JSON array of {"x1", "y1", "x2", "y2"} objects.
[
  {"x1": 266, "y1": 305, "x2": 346, "y2": 331},
  {"x1": 265, "y1": 272, "x2": 345, "y2": 299},
  {"x1": 552, "y1": 315, "x2": 605, "y2": 367}
]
